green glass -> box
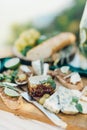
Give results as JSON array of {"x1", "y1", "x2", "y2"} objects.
[
  {"x1": 80, "y1": 28, "x2": 87, "y2": 57},
  {"x1": 79, "y1": 2, "x2": 87, "y2": 58}
]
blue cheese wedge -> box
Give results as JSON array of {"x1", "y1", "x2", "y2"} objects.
[
  {"x1": 44, "y1": 86, "x2": 81, "y2": 114},
  {"x1": 58, "y1": 86, "x2": 72, "y2": 107},
  {"x1": 43, "y1": 92, "x2": 61, "y2": 113},
  {"x1": 58, "y1": 86, "x2": 80, "y2": 114}
]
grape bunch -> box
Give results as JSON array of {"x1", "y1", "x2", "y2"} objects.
[{"x1": 15, "y1": 28, "x2": 40, "y2": 51}]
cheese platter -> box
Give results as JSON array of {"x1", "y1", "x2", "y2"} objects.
[
  {"x1": 0, "y1": 31, "x2": 87, "y2": 130},
  {"x1": 0, "y1": 55, "x2": 87, "y2": 130}
]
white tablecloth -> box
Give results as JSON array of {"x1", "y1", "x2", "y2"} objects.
[{"x1": 0, "y1": 110, "x2": 63, "y2": 130}]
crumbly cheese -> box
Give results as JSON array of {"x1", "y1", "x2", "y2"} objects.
[
  {"x1": 70, "y1": 72, "x2": 81, "y2": 85},
  {"x1": 29, "y1": 75, "x2": 50, "y2": 85}
]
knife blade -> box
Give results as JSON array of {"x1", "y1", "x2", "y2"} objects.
[{"x1": 21, "y1": 92, "x2": 67, "y2": 129}]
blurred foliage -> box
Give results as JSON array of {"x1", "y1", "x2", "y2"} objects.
[
  {"x1": 7, "y1": 0, "x2": 86, "y2": 45},
  {"x1": 39, "y1": 0, "x2": 86, "y2": 42}
]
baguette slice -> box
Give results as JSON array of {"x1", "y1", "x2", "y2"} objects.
[
  {"x1": 0, "y1": 88, "x2": 23, "y2": 110},
  {"x1": 27, "y1": 32, "x2": 76, "y2": 60},
  {"x1": 28, "y1": 75, "x2": 55, "y2": 100},
  {"x1": 55, "y1": 69, "x2": 83, "y2": 90}
]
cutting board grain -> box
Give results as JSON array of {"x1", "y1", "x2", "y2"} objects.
[{"x1": 0, "y1": 77, "x2": 87, "y2": 130}]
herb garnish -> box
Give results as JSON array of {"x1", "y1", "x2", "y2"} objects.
[
  {"x1": 75, "y1": 103, "x2": 83, "y2": 113},
  {"x1": 72, "y1": 96, "x2": 78, "y2": 104},
  {"x1": 40, "y1": 77, "x2": 56, "y2": 89},
  {"x1": 71, "y1": 96, "x2": 83, "y2": 113},
  {"x1": 0, "y1": 74, "x2": 5, "y2": 81},
  {"x1": 11, "y1": 70, "x2": 18, "y2": 82}
]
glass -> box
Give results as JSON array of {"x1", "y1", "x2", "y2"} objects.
[{"x1": 79, "y1": 1, "x2": 87, "y2": 58}]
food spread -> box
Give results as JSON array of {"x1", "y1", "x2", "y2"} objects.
[{"x1": 0, "y1": 32, "x2": 87, "y2": 129}]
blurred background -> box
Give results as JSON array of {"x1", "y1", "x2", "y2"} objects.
[{"x1": 0, "y1": 0, "x2": 86, "y2": 46}]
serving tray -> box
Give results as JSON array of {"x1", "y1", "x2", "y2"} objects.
[{"x1": 0, "y1": 57, "x2": 87, "y2": 130}]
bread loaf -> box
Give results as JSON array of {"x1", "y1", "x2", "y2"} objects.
[{"x1": 27, "y1": 32, "x2": 76, "y2": 61}]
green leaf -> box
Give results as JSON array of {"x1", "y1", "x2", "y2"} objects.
[
  {"x1": 21, "y1": 46, "x2": 33, "y2": 56},
  {"x1": 40, "y1": 77, "x2": 56, "y2": 89},
  {"x1": 11, "y1": 70, "x2": 18, "y2": 82},
  {"x1": 0, "y1": 74, "x2": 5, "y2": 81},
  {"x1": 75, "y1": 103, "x2": 83, "y2": 113},
  {"x1": 72, "y1": 97, "x2": 79, "y2": 104}
]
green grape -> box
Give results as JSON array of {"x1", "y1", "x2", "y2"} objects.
[{"x1": 14, "y1": 28, "x2": 40, "y2": 52}]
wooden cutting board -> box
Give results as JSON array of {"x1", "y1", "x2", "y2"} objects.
[{"x1": 0, "y1": 77, "x2": 87, "y2": 130}]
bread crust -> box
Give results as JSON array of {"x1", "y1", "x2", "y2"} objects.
[
  {"x1": 27, "y1": 32, "x2": 76, "y2": 60},
  {"x1": 55, "y1": 69, "x2": 83, "y2": 90},
  {"x1": 0, "y1": 88, "x2": 23, "y2": 110}
]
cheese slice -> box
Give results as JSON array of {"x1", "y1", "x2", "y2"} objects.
[
  {"x1": 43, "y1": 92, "x2": 61, "y2": 113},
  {"x1": 58, "y1": 86, "x2": 80, "y2": 114}
]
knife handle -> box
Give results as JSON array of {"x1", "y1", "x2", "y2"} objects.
[
  {"x1": 21, "y1": 92, "x2": 67, "y2": 129},
  {"x1": 33, "y1": 101, "x2": 67, "y2": 129}
]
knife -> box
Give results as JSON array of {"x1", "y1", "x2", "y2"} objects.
[{"x1": 21, "y1": 92, "x2": 67, "y2": 129}]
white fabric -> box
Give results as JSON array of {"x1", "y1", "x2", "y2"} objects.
[{"x1": 0, "y1": 110, "x2": 63, "y2": 130}]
